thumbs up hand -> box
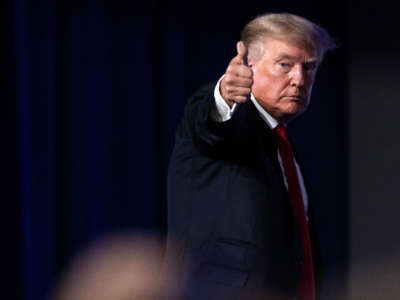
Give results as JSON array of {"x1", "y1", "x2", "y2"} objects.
[{"x1": 220, "y1": 41, "x2": 254, "y2": 107}]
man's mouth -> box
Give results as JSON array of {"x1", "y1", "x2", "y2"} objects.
[{"x1": 285, "y1": 96, "x2": 303, "y2": 101}]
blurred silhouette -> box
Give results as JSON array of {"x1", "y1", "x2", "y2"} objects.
[{"x1": 51, "y1": 232, "x2": 184, "y2": 300}]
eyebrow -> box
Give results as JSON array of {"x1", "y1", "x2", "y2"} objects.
[{"x1": 275, "y1": 53, "x2": 318, "y2": 64}]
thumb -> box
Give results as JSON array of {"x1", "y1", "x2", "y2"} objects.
[{"x1": 236, "y1": 41, "x2": 248, "y2": 66}]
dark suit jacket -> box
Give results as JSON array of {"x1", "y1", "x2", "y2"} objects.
[{"x1": 166, "y1": 82, "x2": 322, "y2": 300}]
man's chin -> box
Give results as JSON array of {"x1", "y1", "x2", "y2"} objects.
[{"x1": 280, "y1": 106, "x2": 306, "y2": 122}]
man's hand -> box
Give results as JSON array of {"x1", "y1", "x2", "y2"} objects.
[{"x1": 220, "y1": 41, "x2": 254, "y2": 107}]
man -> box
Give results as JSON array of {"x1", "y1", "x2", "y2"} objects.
[{"x1": 166, "y1": 12, "x2": 336, "y2": 300}]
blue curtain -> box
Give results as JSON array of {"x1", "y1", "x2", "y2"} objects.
[
  {"x1": 8, "y1": 1, "x2": 184, "y2": 299},
  {"x1": 5, "y1": 1, "x2": 347, "y2": 299}
]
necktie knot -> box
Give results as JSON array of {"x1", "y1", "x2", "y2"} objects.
[{"x1": 275, "y1": 123, "x2": 289, "y2": 143}]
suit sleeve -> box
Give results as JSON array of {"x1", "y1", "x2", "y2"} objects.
[{"x1": 177, "y1": 82, "x2": 241, "y2": 157}]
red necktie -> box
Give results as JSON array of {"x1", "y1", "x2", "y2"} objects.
[{"x1": 275, "y1": 124, "x2": 315, "y2": 300}]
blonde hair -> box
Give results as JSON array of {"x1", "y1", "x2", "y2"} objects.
[{"x1": 241, "y1": 13, "x2": 337, "y2": 61}]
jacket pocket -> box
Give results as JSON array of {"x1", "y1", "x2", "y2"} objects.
[
  {"x1": 210, "y1": 238, "x2": 258, "y2": 269},
  {"x1": 197, "y1": 238, "x2": 258, "y2": 287}
]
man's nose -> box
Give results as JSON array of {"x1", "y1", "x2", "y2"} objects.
[{"x1": 290, "y1": 65, "x2": 305, "y2": 87}]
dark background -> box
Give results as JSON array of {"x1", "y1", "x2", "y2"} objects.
[{"x1": 3, "y1": 0, "x2": 399, "y2": 299}]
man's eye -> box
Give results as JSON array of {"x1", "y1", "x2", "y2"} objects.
[{"x1": 279, "y1": 62, "x2": 290, "y2": 68}]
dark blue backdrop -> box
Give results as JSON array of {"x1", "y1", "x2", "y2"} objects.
[{"x1": 4, "y1": 1, "x2": 347, "y2": 299}]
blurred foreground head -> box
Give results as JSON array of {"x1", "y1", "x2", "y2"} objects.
[{"x1": 52, "y1": 233, "x2": 183, "y2": 300}]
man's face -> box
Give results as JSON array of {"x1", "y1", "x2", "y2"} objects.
[{"x1": 249, "y1": 38, "x2": 319, "y2": 123}]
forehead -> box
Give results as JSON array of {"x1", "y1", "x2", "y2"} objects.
[{"x1": 261, "y1": 38, "x2": 318, "y2": 62}]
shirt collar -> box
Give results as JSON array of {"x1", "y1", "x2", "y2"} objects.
[{"x1": 250, "y1": 93, "x2": 279, "y2": 130}]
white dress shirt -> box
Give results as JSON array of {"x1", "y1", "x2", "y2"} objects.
[{"x1": 211, "y1": 76, "x2": 309, "y2": 215}]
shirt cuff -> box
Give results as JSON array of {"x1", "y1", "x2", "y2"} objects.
[{"x1": 210, "y1": 75, "x2": 237, "y2": 122}]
